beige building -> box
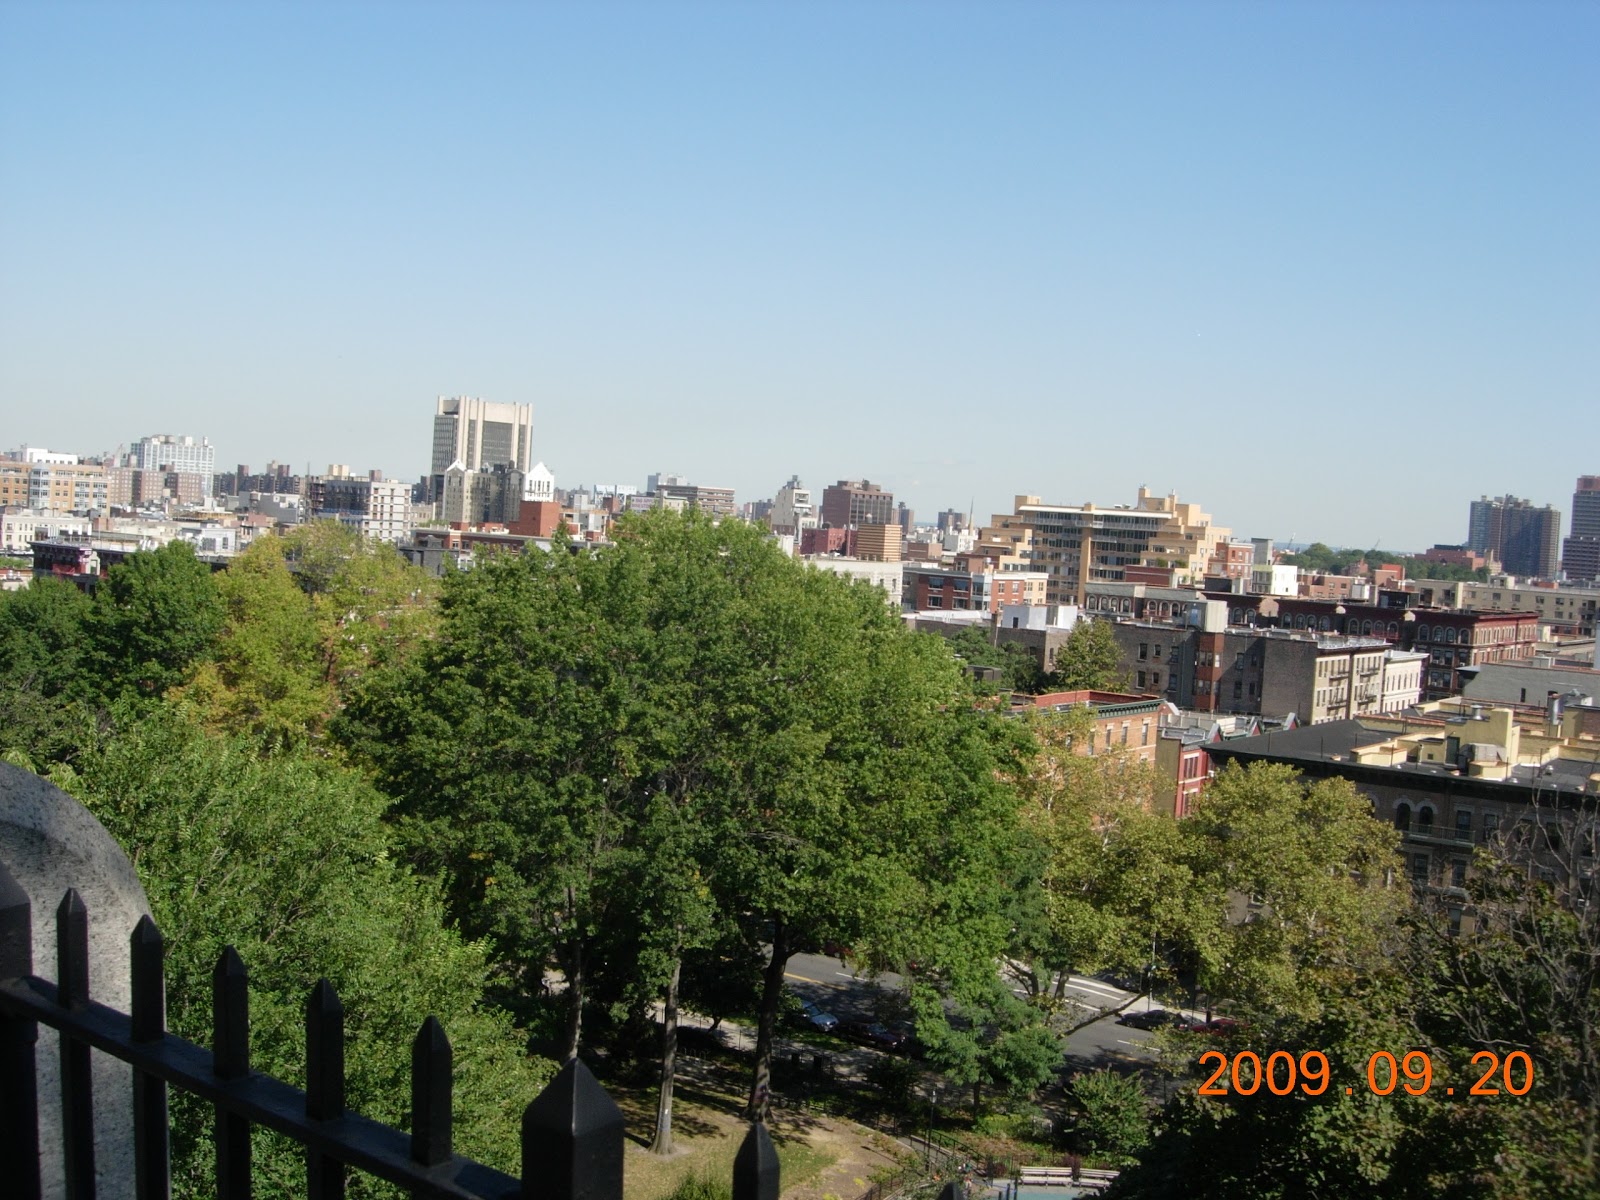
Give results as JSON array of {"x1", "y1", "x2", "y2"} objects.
[
  {"x1": 977, "y1": 487, "x2": 1227, "y2": 607},
  {"x1": 853, "y1": 523, "x2": 902, "y2": 563},
  {"x1": 0, "y1": 459, "x2": 109, "y2": 513},
  {"x1": 1451, "y1": 578, "x2": 1600, "y2": 638}
]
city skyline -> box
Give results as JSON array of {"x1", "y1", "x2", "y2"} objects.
[{"x1": 2, "y1": 3, "x2": 1595, "y2": 549}]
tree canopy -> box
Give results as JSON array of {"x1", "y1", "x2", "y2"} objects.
[{"x1": 337, "y1": 509, "x2": 1030, "y2": 1134}]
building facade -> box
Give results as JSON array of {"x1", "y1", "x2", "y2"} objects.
[
  {"x1": 0, "y1": 459, "x2": 109, "y2": 514},
  {"x1": 1451, "y1": 578, "x2": 1600, "y2": 638},
  {"x1": 977, "y1": 488, "x2": 1227, "y2": 607},
  {"x1": 133, "y1": 435, "x2": 216, "y2": 500},
  {"x1": 1562, "y1": 475, "x2": 1600, "y2": 584},
  {"x1": 819, "y1": 480, "x2": 894, "y2": 529},
  {"x1": 1467, "y1": 494, "x2": 1562, "y2": 578},
  {"x1": 429, "y1": 396, "x2": 534, "y2": 503}
]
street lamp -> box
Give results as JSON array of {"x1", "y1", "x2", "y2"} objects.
[{"x1": 926, "y1": 1084, "x2": 940, "y2": 1170}]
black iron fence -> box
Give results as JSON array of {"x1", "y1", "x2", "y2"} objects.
[{"x1": 0, "y1": 860, "x2": 780, "y2": 1200}]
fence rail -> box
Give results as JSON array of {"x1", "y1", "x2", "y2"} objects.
[{"x1": 0, "y1": 860, "x2": 780, "y2": 1200}]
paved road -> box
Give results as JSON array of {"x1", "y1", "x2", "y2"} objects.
[{"x1": 781, "y1": 950, "x2": 1179, "y2": 1075}]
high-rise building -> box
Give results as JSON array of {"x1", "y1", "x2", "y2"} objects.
[
  {"x1": 133, "y1": 434, "x2": 215, "y2": 499},
  {"x1": 429, "y1": 396, "x2": 533, "y2": 503},
  {"x1": 1562, "y1": 476, "x2": 1600, "y2": 583},
  {"x1": 819, "y1": 480, "x2": 894, "y2": 529},
  {"x1": 1465, "y1": 494, "x2": 1562, "y2": 578}
]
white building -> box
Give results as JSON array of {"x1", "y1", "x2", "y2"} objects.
[
  {"x1": 523, "y1": 462, "x2": 556, "y2": 504},
  {"x1": 1380, "y1": 650, "x2": 1428, "y2": 714},
  {"x1": 0, "y1": 509, "x2": 93, "y2": 554},
  {"x1": 802, "y1": 557, "x2": 903, "y2": 608},
  {"x1": 16, "y1": 447, "x2": 79, "y2": 465},
  {"x1": 769, "y1": 475, "x2": 815, "y2": 536},
  {"x1": 133, "y1": 435, "x2": 216, "y2": 498},
  {"x1": 1249, "y1": 563, "x2": 1300, "y2": 597}
]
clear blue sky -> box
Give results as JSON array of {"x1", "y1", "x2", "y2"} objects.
[{"x1": 3, "y1": 1, "x2": 1595, "y2": 551}]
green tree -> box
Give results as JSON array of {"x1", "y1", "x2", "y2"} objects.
[
  {"x1": 1006, "y1": 709, "x2": 1195, "y2": 1009},
  {"x1": 177, "y1": 535, "x2": 332, "y2": 748},
  {"x1": 1071, "y1": 1069, "x2": 1152, "y2": 1161},
  {"x1": 1049, "y1": 618, "x2": 1129, "y2": 692},
  {"x1": 912, "y1": 979, "x2": 1062, "y2": 1114},
  {"x1": 941, "y1": 624, "x2": 1045, "y2": 693},
  {"x1": 340, "y1": 509, "x2": 1031, "y2": 1139},
  {"x1": 63, "y1": 709, "x2": 552, "y2": 1197},
  {"x1": 0, "y1": 576, "x2": 95, "y2": 767},
  {"x1": 1177, "y1": 762, "x2": 1407, "y2": 1020},
  {"x1": 1408, "y1": 811, "x2": 1600, "y2": 1196},
  {"x1": 86, "y1": 541, "x2": 224, "y2": 702}
]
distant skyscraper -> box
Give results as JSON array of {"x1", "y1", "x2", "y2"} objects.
[
  {"x1": 1466, "y1": 494, "x2": 1562, "y2": 578},
  {"x1": 1562, "y1": 475, "x2": 1600, "y2": 582},
  {"x1": 429, "y1": 396, "x2": 533, "y2": 502}
]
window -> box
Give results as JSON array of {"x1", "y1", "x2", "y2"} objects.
[
  {"x1": 1154, "y1": 644, "x2": 1162, "y2": 659},
  {"x1": 1451, "y1": 860, "x2": 1467, "y2": 888},
  {"x1": 1411, "y1": 853, "x2": 1430, "y2": 885},
  {"x1": 1141, "y1": 721, "x2": 1150, "y2": 746},
  {"x1": 1482, "y1": 812, "x2": 1499, "y2": 840},
  {"x1": 1153, "y1": 672, "x2": 1162, "y2": 689},
  {"x1": 1139, "y1": 643, "x2": 1149, "y2": 660},
  {"x1": 1137, "y1": 671, "x2": 1147, "y2": 688},
  {"x1": 1120, "y1": 723, "x2": 1129, "y2": 745},
  {"x1": 1395, "y1": 803, "x2": 1411, "y2": 832},
  {"x1": 1455, "y1": 810, "x2": 1472, "y2": 840},
  {"x1": 1418, "y1": 806, "x2": 1434, "y2": 832}
]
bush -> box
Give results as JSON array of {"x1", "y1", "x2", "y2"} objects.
[
  {"x1": 1069, "y1": 1069, "x2": 1151, "y2": 1160},
  {"x1": 663, "y1": 1175, "x2": 732, "y2": 1200}
]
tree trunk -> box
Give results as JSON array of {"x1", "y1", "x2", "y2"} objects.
[
  {"x1": 562, "y1": 937, "x2": 585, "y2": 1062},
  {"x1": 971, "y1": 1078, "x2": 983, "y2": 1117},
  {"x1": 650, "y1": 954, "x2": 682, "y2": 1155},
  {"x1": 745, "y1": 918, "x2": 790, "y2": 1122}
]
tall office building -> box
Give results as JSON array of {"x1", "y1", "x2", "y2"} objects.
[
  {"x1": 819, "y1": 480, "x2": 894, "y2": 529},
  {"x1": 429, "y1": 396, "x2": 533, "y2": 503},
  {"x1": 1562, "y1": 476, "x2": 1600, "y2": 583},
  {"x1": 1465, "y1": 494, "x2": 1562, "y2": 578}
]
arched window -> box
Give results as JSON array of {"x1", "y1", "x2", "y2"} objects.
[
  {"x1": 1362, "y1": 620, "x2": 1374, "y2": 635},
  {"x1": 1418, "y1": 805, "x2": 1435, "y2": 832},
  {"x1": 1388, "y1": 621, "x2": 1399, "y2": 636},
  {"x1": 1444, "y1": 628, "x2": 1457, "y2": 644},
  {"x1": 1395, "y1": 803, "x2": 1412, "y2": 832},
  {"x1": 1418, "y1": 624, "x2": 1430, "y2": 641},
  {"x1": 1320, "y1": 616, "x2": 1331, "y2": 631}
]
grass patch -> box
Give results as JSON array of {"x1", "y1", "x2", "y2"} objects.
[{"x1": 613, "y1": 1065, "x2": 840, "y2": 1200}]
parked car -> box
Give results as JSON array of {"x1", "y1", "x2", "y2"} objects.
[
  {"x1": 841, "y1": 1020, "x2": 909, "y2": 1052},
  {"x1": 798, "y1": 1000, "x2": 840, "y2": 1033},
  {"x1": 1116, "y1": 1008, "x2": 1181, "y2": 1031}
]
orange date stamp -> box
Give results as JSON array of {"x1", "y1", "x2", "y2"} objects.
[{"x1": 1197, "y1": 1049, "x2": 1534, "y2": 1098}]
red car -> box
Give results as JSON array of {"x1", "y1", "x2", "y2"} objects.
[{"x1": 1180, "y1": 1017, "x2": 1244, "y2": 1036}]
